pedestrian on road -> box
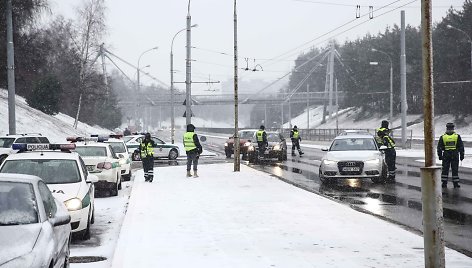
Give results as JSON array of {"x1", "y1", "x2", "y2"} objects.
[
  {"x1": 123, "y1": 127, "x2": 131, "y2": 136},
  {"x1": 437, "y1": 122, "x2": 465, "y2": 188},
  {"x1": 139, "y1": 133, "x2": 156, "y2": 182},
  {"x1": 290, "y1": 125, "x2": 304, "y2": 156},
  {"x1": 377, "y1": 128, "x2": 396, "y2": 181},
  {"x1": 184, "y1": 124, "x2": 203, "y2": 178},
  {"x1": 256, "y1": 125, "x2": 268, "y2": 160}
]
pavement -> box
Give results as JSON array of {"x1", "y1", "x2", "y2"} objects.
[{"x1": 111, "y1": 163, "x2": 472, "y2": 268}]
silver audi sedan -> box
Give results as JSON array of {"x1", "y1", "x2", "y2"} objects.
[
  {"x1": 0, "y1": 174, "x2": 71, "y2": 268},
  {"x1": 319, "y1": 134, "x2": 388, "y2": 184}
]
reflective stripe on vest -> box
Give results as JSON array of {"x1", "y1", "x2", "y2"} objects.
[
  {"x1": 184, "y1": 132, "x2": 197, "y2": 151},
  {"x1": 140, "y1": 142, "x2": 154, "y2": 158},
  {"x1": 293, "y1": 131, "x2": 299, "y2": 139},
  {"x1": 256, "y1": 130, "x2": 265, "y2": 142},
  {"x1": 385, "y1": 135, "x2": 395, "y2": 149},
  {"x1": 443, "y1": 133, "x2": 458, "y2": 151}
]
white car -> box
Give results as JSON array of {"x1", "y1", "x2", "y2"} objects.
[
  {"x1": 124, "y1": 134, "x2": 180, "y2": 160},
  {"x1": 319, "y1": 134, "x2": 388, "y2": 184},
  {"x1": 74, "y1": 142, "x2": 122, "y2": 196},
  {"x1": 0, "y1": 143, "x2": 98, "y2": 240},
  {"x1": 0, "y1": 134, "x2": 50, "y2": 164},
  {"x1": 0, "y1": 173, "x2": 71, "y2": 268},
  {"x1": 104, "y1": 138, "x2": 132, "y2": 181}
]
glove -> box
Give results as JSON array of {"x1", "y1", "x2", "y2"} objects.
[
  {"x1": 438, "y1": 155, "x2": 443, "y2": 161},
  {"x1": 460, "y1": 154, "x2": 464, "y2": 161}
]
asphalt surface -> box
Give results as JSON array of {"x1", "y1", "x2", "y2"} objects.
[{"x1": 200, "y1": 134, "x2": 472, "y2": 257}]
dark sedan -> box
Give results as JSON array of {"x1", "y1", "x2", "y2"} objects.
[{"x1": 247, "y1": 132, "x2": 288, "y2": 163}]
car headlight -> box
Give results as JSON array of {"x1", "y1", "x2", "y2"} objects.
[
  {"x1": 224, "y1": 142, "x2": 228, "y2": 147},
  {"x1": 65, "y1": 198, "x2": 82, "y2": 211},
  {"x1": 273, "y1": 144, "x2": 281, "y2": 151},
  {"x1": 243, "y1": 142, "x2": 251, "y2": 147},
  {"x1": 365, "y1": 159, "x2": 381, "y2": 165},
  {"x1": 322, "y1": 160, "x2": 337, "y2": 165},
  {"x1": 119, "y1": 158, "x2": 127, "y2": 165},
  {"x1": 248, "y1": 145, "x2": 255, "y2": 151}
]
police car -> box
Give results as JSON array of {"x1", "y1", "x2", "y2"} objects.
[
  {"x1": 124, "y1": 134, "x2": 180, "y2": 161},
  {"x1": 103, "y1": 137, "x2": 132, "y2": 181},
  {"x1": 0, "y1": 143, "x2": 98, "y2": 240},
  {"x1": 69, "y1": 138, "x2": 122, "y2": 196},
  {"x1": 0, "y1": 134, "x2": 50, "y2": 164}
]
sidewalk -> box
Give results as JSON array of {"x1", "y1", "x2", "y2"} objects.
[{"x1": 112, "y1": 163, "x2": 472, "y2": 268}]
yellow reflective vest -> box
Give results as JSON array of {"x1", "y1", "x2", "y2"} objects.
[
  {"x1": 442, "y1": 133, "x2": 459, "y2": 151},
  {"x1": 256, "y1": 130, "x2": 265, "y2": 142},
  {"x1": 140, "y1": 141, "x2": 154, "y2": 158},
  {"x1": 184, "y1": 132, "x2": 197, "y2": 151}
]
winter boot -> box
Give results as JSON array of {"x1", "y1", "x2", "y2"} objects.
[
  {"x1": 453, "y1": 182, "x2": 461, "y2": 188},
  {"x1": 186, "y1": 170, "x2": 192, "y2": 177},
  {"x1": 193, "y1": 171, "x2": 199, "y2": 178},
  {"x1": 299, "y1": 150, "x2": 304, "y2": 156},
  {"x1": 148, "y1": 175, "x2": 153, "y2": 182},
  {"x1": 442, "y1": 181, "x2": 447, "y2": 188}
]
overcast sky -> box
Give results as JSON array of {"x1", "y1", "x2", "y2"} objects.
[{"x1": 50, "y1": 0, "x2": 465, "y2": 94}]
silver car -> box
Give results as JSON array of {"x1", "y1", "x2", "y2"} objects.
[
  {"x1": 0, "y1": 173, "x2": 71, "y2": 268},
  {"x1": 319, "y1": 134, "x2": 388, "y2": 184}
]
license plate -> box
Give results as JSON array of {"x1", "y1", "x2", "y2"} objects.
[
  {"x1": 342, "y1": 167, "x2": 360, "y2": 172},
  {"x1": 86, "y1": 165, "x2": 95, "y2": 171}
]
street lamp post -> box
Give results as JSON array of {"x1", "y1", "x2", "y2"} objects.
[
  {"x1": 446, "y1": 24, "x2": 472, "y2": 77},
  {"x1": 371, "y1": 48, "x2": 394, "y2": 122},
  {"x1": 137, "y1": 47, "x2": 158, "y2": 131},
  {"x1": 185, "y1": 0, "x2": 193, "y2": 125},
  {"x1": 171, "y1": 25, "x2": 197, "y2": 144}
]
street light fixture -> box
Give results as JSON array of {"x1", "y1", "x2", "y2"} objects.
[
  {"x1": 371, "y1": 48, "x2": 394, "y2": 122},
  {"x1": 137, "y1": 46, "x2": 158, "y2": 131},
  {"x1": 170, "y1": 24, "x2": 198, "y2": 144},
  {"x1": 446, "y1": 24, "x2": 472, "y2": 77}
]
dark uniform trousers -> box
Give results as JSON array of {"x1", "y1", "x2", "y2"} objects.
[
  {"x1": 442, "y1": 151, "x2": 460, "y2": 183},
  {"x1": 142, "y1": 156, "x2": 154, "y2": 181},
  {"x1": 186, "y1": 151, "x2": 199, "y2": 171},
  {"x1": 292, "y1": 139, "x2": 301, "y2": 154},
  {"x1": 257, "y1": 142, "x2": 267, "y2": 157},
  {"x1": 385, "y1": 148, "x2": 396, "y2": 178}
]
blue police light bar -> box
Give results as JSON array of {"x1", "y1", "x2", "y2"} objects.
[
  {"x1": 13, "y1": 143, "x2": 76, "y2": 151},
  {"x1": 90, "y1": 135, "x2": 108, "y2": 142},
  {"x1": 12, "y1": 143, "x2": 27, "y2": 150}
]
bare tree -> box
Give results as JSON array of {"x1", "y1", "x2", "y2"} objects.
[{"x1": 72, "y1": 0, "x2": 106, "y2": 128}]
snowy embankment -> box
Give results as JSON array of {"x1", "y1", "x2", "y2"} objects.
[{"x1": 0, "y1": 89, "x2": 110, "y2": 142}]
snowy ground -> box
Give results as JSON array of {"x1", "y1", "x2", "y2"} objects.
[
  {"x1": 0, "y1": 89, "x2": 110, "y2": 142},
  {"x1": 111, "y1": 164, "x2": 472, "y2": 268}
]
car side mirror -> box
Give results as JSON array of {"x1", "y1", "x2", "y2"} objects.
[
  {"x1": 119, "y1": 154, "x2": 124, "y2": 159},
  {"x1": 321, "y1": 148, "x2": 329, "y2": 152},
  {"x1": 50, "y1": 214, "x2": 71, "y2": 227},
  {"x1": 86, "y1": 174, "x2": 99, "y2": 183},
  {"x1": 200, "y1": 136, "x2": 207, "y2": 142}
]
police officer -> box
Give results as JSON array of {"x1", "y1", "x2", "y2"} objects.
[
  {"x1": 139, "y1": 133, "x2": 156, "y2": 182},
  {"x1": 256, "y1": 125, "x2": 268, "y2": 159},
  {"x1": 376, "y1": 120, "x2": 390, "y2": 146},
  {"x1": 183, "y1": 124, "x2": 203, "y2": 178},
  {"x1": 437, "y1": 122, "x2": 464, "y2": 188},
  {"x1": 378, "y1": 128, "x2": 396, "y2": 180},
  {"x1": 290, "y1": 125, "x2": 304, "y2": 156}
]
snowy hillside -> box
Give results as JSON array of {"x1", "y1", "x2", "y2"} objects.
[{"x1": 0, "y1": 89, "x2": 111, "y2": 143}]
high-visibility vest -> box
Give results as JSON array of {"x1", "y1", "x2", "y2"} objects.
[
  {"x1": 140, "y1": 141, "x2": 154, "y2": 158},
  {"x1": 442, "y1": 133, "x2": 459, "y2": 151},
  {"x1": 184, "y1": 132, "x2": 197, "y2": 151},
  {"x1": 384, "y1": 135, "x2": 396, "y2": 149},
  {"x1": 256, "y1": 130, "x2": 265, "y2": 142},
  {"x1": 292, "y1": 130, "x2": 299, "y2": 139},
  {"x1": 376, "y1": 127, "x2": 387, "y2": 144}
]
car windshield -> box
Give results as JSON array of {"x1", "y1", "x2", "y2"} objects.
[
  {"x1": 75, "y1": 146, "x2": 107, "y2": 157},
  {"x1": 0, "y1": 181, "x2": 38, "y2": 225},
  {"x1": 107, "y1": 142, "x2": 126, "y2": 153},
  {"x1": 0, "y1": 138, "x2": 15, "y2": 148},
  {"x1": 239, "y1": 131, "x2": 255, "y2": 139},
  {"x1": 330, "y1": 138, "x2": 377, "y2": 151},
  {"x1": 0, "y1": 159, "x2": 81, "y2": 184},
  {"x1": 123, "y1": 136, "x2": 134, "y2": 143},
  {"x1": 267, "y1": 133, "x2": 282, "y2": 142}
]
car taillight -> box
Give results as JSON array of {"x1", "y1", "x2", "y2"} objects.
[{"x1": 97, "y1": 162, "x2": 112, "y2": 170}]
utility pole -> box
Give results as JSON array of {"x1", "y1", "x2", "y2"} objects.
[
  {"x1": 233, "y1": 0, "x2": 240, "y2": 171},
  {"x1": 170, "y1": 49, "x2": 175, "y2": 143},
  {"x1": 185, "y1": 1, "x2": 193, "y2": 125},
  {"x1": 421, "y1": 1, "x2": 445, "y2": 267},
  {"x1": 328, "y1": 41, "x2": 335, "y2": 120},
  {"x1": 401, "y1": 11, "x2": 408, "y2": 149},
  {"x1": 336, "y1": 78, "x2": 339, "y2": 133},
  {"x1": 264, "y1": 103, "x2": 267, "y2": 127},
  {"x1": 281, "y1": 103, "x2": 284, "y2": 131},
  {"x1": 307, "y1": 84, "x2": 310, "y2": 129},
  {"x1": 288, "y1": 98, "x2": 292, "y2": 128},
  {"x1": 6, "y1": 0, "x2": 16, "y2": 134}
]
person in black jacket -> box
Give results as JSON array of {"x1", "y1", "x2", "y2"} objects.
[
  {"x1": 437, "y1": 122, "x2": 465, "y2": 188},
  {"x1": 183, "y1": 124, "x2": 203, "y2": 178},
  {"x1": 290, "y1": 125, "x2": 304, "y2": 156},
  {"x1": 138, "y1": 133, "x2": 157, "y2": 182}
]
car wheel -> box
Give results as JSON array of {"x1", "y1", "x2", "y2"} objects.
[
  {"x1": 278, "y1": 152, "x2": 284, "y2": 162},
  {"x1": 63, "y1": 237, "x2": 71, "y2": 268},
  {"x1": 319, "y1": 169, "x2": 328, "y2": 184},
  {"x1": 111, "y1": 176, "x2": 119, "y2": 196},
  {"x1": 123, "y1": 170, "x2": 132, "y2": 181},
  {"x1": 76, "y1": 208, "x2": 91, "y2": 240},
  {"x1": 283, "y1": 151, "x2": 288, "y2": 161},
  {"x1": 168, "y1": 149, "x2": 179, "y2": 160},
  {"x1": 90, "y1": 205, "x2": 95, "y2": 224},
  {"x1": 225, "y1": 149, "x2": 232, "y2": 158},
  {"x1": 117, "y1": 174, "x2": 122, "y2": 190}
]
